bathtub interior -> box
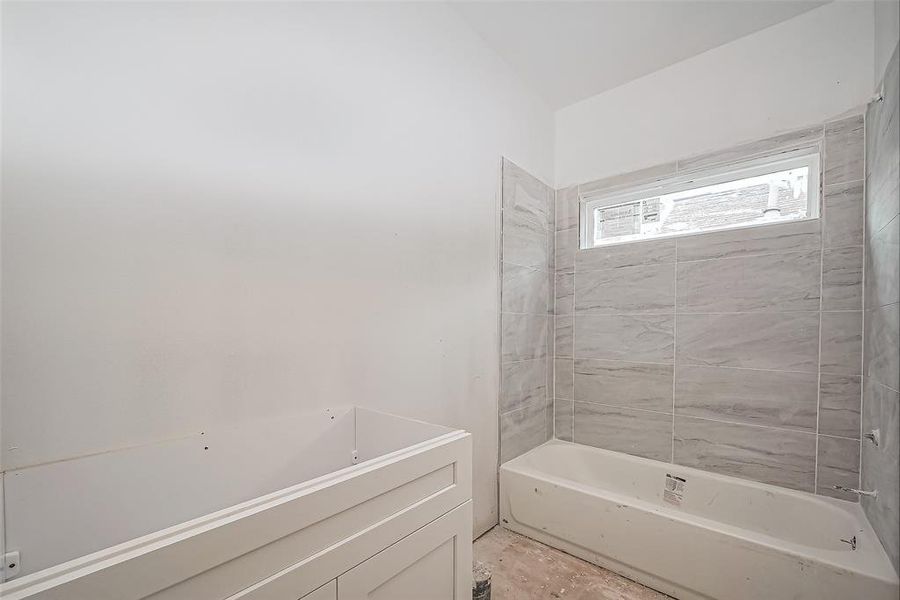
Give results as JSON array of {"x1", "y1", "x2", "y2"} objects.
[
  {"x1": 1, "y1": 406, "x2": 454, "y2": 581},
  {"x1": 503, "y1": 440, "x2": 888, "y2": 557}
]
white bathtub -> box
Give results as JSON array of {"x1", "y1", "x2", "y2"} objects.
[{"x1": 500, "y1": 440, "x2": 899, "y2": 600}]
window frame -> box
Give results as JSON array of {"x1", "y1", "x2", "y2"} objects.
[{"x1": 579, "y1": 148, "x2": 821, "y2": 250}]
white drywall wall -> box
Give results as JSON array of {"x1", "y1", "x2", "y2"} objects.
[
  {"x1": 875, "y1": 0, "x2": 900, "y2": 85},
  {"x1": 554, "y1": 0, "x2": 875, "y2": 186},
  {"x1": 1, "y1": 1, "x2": 554, "y2": 537}
]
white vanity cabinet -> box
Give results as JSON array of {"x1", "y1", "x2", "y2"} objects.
[
  {"x1": 1, "y1": 407, "x2": 473, "y2": 600},
  {"x1": 337, "y1": 502, "x2": 471, "y2": 600}
]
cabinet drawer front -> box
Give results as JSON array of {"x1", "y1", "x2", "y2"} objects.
[{"x1": 337, "y1": 501, "x2": 472, "y2": 600}]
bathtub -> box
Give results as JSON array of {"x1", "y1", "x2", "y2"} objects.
[
  {"x1": 1, "y1": 407, "x2": 472, "y2": 599},
  {"x1": 500, "y1": 440, "x2": 899, "y2": 600}
]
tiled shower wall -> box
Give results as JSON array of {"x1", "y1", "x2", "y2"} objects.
[
  {"x1": 861, "y1": 43, "x2": 900, "y2": 574},
  {"x1": 553, "y1": 117, "x2": 866, "y2": 500},
  {"x1": 499, "y1": 159, "x2": 554, "y2": 462}
]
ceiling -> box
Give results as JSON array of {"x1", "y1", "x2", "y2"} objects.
[{"x1": 452, "y1": 1, "x2": 829, "y2": 110}]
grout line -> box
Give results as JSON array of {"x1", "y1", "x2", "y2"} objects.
[
  {"x1": 814, "y1": 143, "x2": 827, "y2": 494},
  {"x1": 671, "y1": 240, "x2": 678, "y2": 463},
  {"x1": 858, "y1": 113, "x2": 867, "y2": 489}
]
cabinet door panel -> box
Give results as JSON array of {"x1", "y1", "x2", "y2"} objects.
[{"x1": 337, "y1": 501, "x2": 472, "y2": 600}]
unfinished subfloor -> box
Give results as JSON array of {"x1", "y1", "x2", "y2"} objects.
[{"x1": 474, "y1": 526, "x2": 671, "y2": 600}]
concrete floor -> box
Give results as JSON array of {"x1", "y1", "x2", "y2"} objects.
[{"x1": 473, "y1": 527, "x2": 671, "y2": 600}]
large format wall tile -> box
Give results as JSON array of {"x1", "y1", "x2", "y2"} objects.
[
  {"x1": 822, "y1": 246, "x2": 864, "y2": 311},
  {"x1": 574, "y1": 402, "x2": 672, "y2": 461},
  {"x1": 861, "y1": 378, "x2": 900, "y2": 570},
  {"x1": 503, "y1": 211, "x2": 550, "y2": 269},
  {"x1": 578, "y1": 161, "x2": 677, "y2": 197},
  {"x1": 554, "y1": 399, "x2": 574, "y2": 441},
  {"x1": 575, "y1": 359, "x2": 673, "y2": 412},
  {"x1": 575, "y1": 314, "x2": 674, "y2": 363},
  {"x1": 575, "y1": 238, "x2": 676, "y2": 272},
  {"x1": 554, "y1": 316, "x2": 574, "y2": 358},
  {"x1": 676, "y1": 313, "x2": 819, "y2": 372},
  {"x1": 500, "y1": 400, "x2": 551, "y2": 463},
  {"x1": 555, "y1": 272, "x2": 574, "y2": 315},
  {"x1": 866, "y1": 159, "x2": 900, "y2": 237},
  {"x1": 501, "y1": 313, "x2": 550, "y2": 363},
  {"x1": 864, "y1": 302, "x2": 900, "y2": 390},
  {"x1": 554, "y1": 358, "x2": 574, "y2": 400},
  {"x1": 675, "y1": 219, "x2": 821, "y2": 262},
  {"x1": 676, "y1": 125, "x2": 823, "y2": 172},
  {"x1": 500, "y1": 161, "x2": 553, "y2": 469},
  {"x1": 575, "y1": 264, "x2": 675, "y2": 314},
  {"x1": 865, "y1": 215, "x2": 900, "y2": 309},
  {"x1": 674, "y1": 366, "x2": 817, "y2": 431},
  {"x1": 820, "y1": 311, "x2": 863, "y2": 376},
  {"x1": 818, "y1": 373, "x2": 862, "y2": 439},
  {"x1": 817, "y1": 434, "x2": 861, "y2": 501},
  {"x1": 556, "y1": 186, "x2": 578, "y2": 232},
  {"x1": 676, "y1": 251, "x2": 820, "y2": 313},
  {"x1": 823, "y1": 181, "x2": 864, "y2": 248},
  {"x1": 502, "y1": 158, "x2": 552, "y2": 229},
  {"x1": 555, "y1": 226, "x2": 577, "y2": 272},
  {"x1": 502, "y1": 263, "x2": 551, "y2": 315},
  {"x1": 824, "y1": 116, "x2": 865, "y2": 186},
  {"x1": 500, "y1": 358, "x2": 547, "y2": 414},
  {"x1": 673, "y1": 416, "x2": 816, "y2": 492},
  {"x1": 862, "y1": 45, "x2": 899, "y2": 575}
]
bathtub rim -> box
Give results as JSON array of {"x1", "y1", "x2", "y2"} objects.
[{"x1": 501, "y1": 438, "x2": 899, "y2": 585}]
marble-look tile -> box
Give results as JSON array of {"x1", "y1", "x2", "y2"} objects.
[
  {"x1": 574, "y1": 314, "x2": 674, "y2": 363},
  {"x1": 674, "y1": 366, "x2": 817, "y2": 432},
  {"x1": 575, "y1": 359, "x2": 673, "y2": 412},
  {"x1": 676, "y1": 250, "x2": 820, "y2": 313},
  {"x1": 554, "y1": 399, "x2": 574, "y2": 442},
  {"x1": 555, "y1": 315, "x2": 574, "y2": 358},
  {"x1": 822, "y1": 246, "x2": 863, "y2": 311},
  {"x1": 818, "y1": 374, "x2": 862, "y2": 439},
  {"x1": 574, "y1": 402, "x2": 673, "y2": 462},
  {"x1": 820, "y1": 311, "x2": 863, "y2": 376},
  {"x1": 575, "y1": 264, "x2": 675, "y2": 315},
  {"x1": 576, "y1": 237, "x2": 676, "y2": 272},
  {"x1": 578, "y1": 162, "x2": 677, "y2": 197},
  {"x1": 555, "y1": 186, "x2": 579, "y2": 232},
  {"x1": 555, "y1": 226, "x2": 577, "y2": 272},
  {"x1": 864, "y1": 303, "x2": 900, "y2": 390},
  {"x1": 676, "y1": 125, "x2": 824, "y2": 172},
  {"x1": 675, "y1": 219, "x2": 821, "y2": 262},
  {"x1": 865, "y1": 215, "x2": 899, "y2": 309},
  {"x1": 554, "y1": 358, "x2": 574, "y2": 400},
  {"x1": 861, "y1": 377, "x2": 900, "y2": 572},
  {"x1": 862, "y1": 44, "x2": 900, "y2": 576},
  {"x1": 823, "y1": 181, "x2": 864, "y2": 248},
  {"x1": 503, "y1": 211, "x2": 550, "y2": 270},
  {"x1": 502, "y1": 158, "x2": 552, "y2": 229},
  {"x1": 676, "y1": 313, "x2": 819, "y2": 372},
  {"x1": 673, "y1": 416, "x2": 816, "y2": 492},
  {"x1": 502, "y1": 263, "x2": 551, "y2": 315},
  {"x1": 866, "y1": 160, "x2": 900, "y2": 238},
  {"x1": 824, "y1": 115, "x2": 865, "y2": 186},
  {"x1": 500, "y1": 358, "x2": 548, "y2": 414},
  {"x1": 500, "y1": 400, "x2": 551, "y2": 463},
  {"x1": 555, "y1": 272, "x2": 574, "y2": 316},
  {"x1": 816, "y1": 435, "x2": 860, "y2": 501},
  {"x1": 501, "y1": 313, "x2": 550, "y2": 363}
]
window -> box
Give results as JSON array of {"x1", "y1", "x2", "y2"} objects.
[{"x1": 580, "y1": 150, "x2": 820, "y2": 249}]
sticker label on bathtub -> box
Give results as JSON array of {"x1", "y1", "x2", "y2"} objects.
[{"x1": 664, "y1": 474, "x2": 686, "y2": 506}]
